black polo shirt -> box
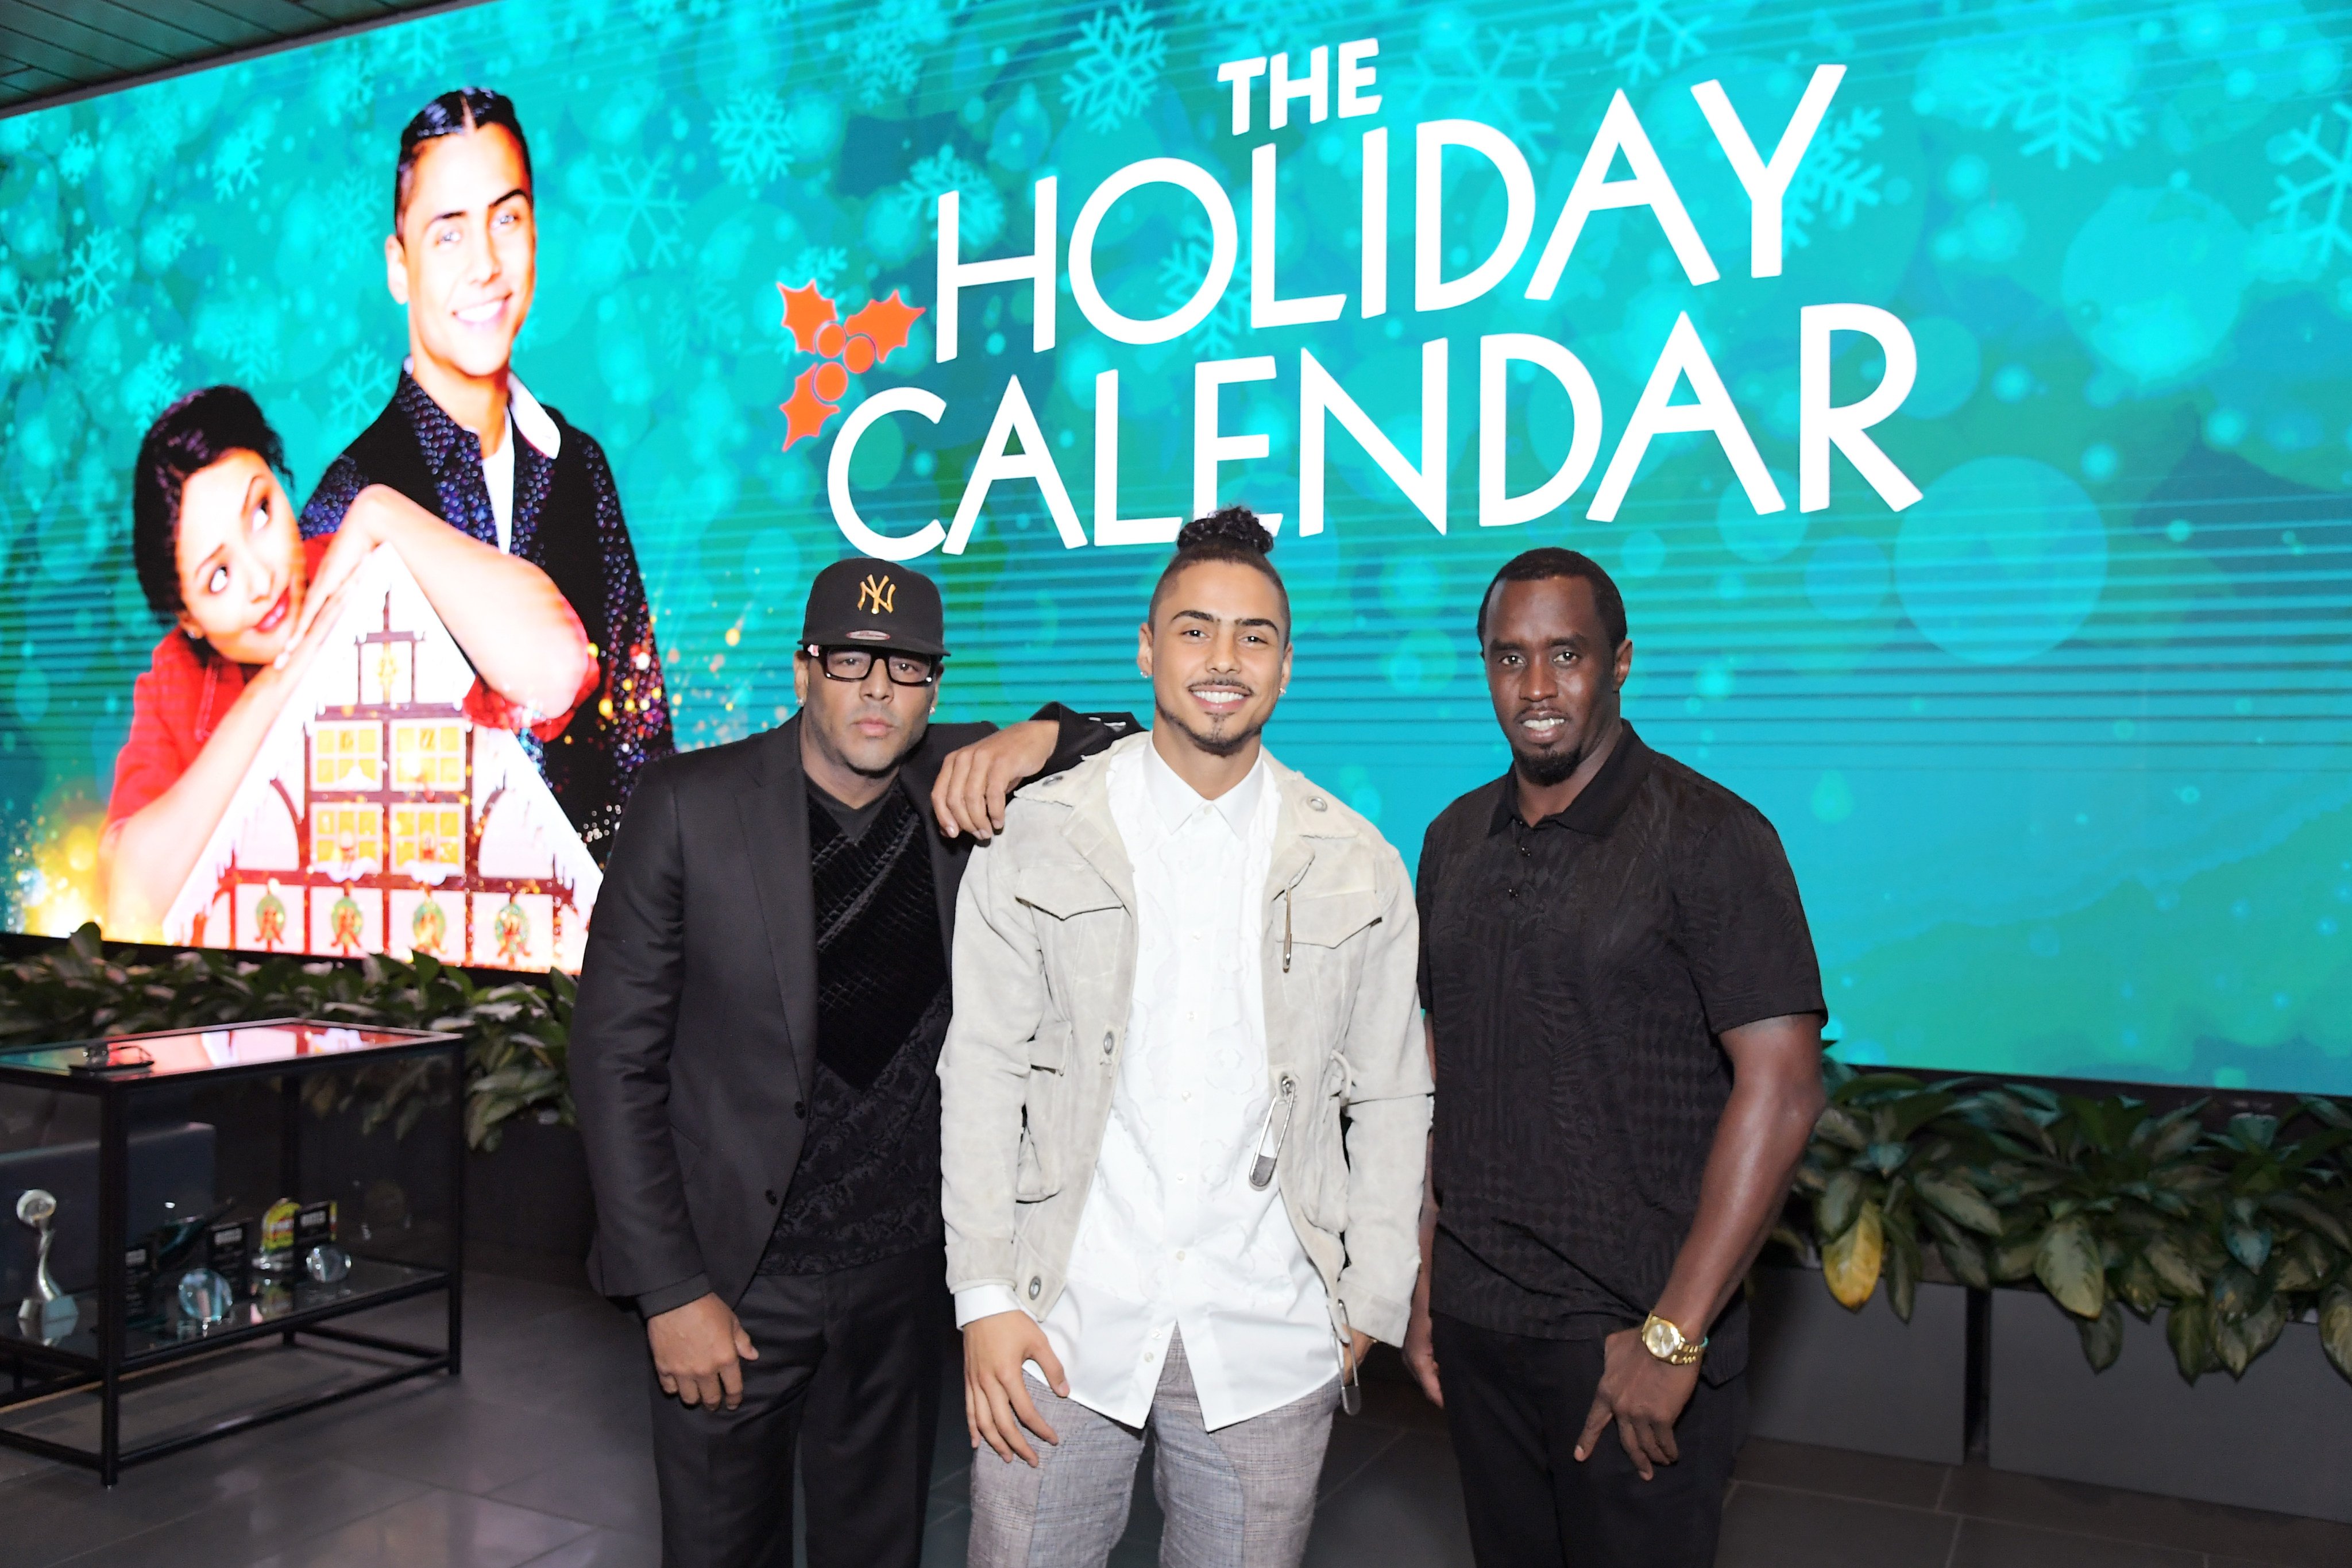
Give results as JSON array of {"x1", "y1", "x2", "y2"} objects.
[{"x1": 1415, "y1": 724, "x2": 1823, "y2": 1380}]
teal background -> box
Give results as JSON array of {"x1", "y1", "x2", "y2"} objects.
[{"x1": 2, "y1": 0, "x2": 2350, "y2": 1091}]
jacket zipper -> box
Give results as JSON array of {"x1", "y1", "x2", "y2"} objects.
[{"x1": 1248, "y1": 1072, "x2": 1297, "y2": 1189}]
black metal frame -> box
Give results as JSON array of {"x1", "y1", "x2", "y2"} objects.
[{"x1": 0, "y1": 1019, "x2": 464, "y2": 1485}]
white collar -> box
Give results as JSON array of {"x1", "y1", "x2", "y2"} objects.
[
  {"x1": 400, "y1": 358, "x2": 562, "y2": 459},
  {"x1": 1140, "y1": 737, "x2": 1266, "y2": 839},
  {"x1": 505, "y1": 375, "x2": 561, "y2": 459}
]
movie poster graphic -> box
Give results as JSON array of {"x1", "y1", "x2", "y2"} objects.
[{"x1": 0, "y1": 1, "x2": 2347, "y2": 1090}]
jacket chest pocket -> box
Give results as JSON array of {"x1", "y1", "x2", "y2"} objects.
[
  {"x1": 1279, "y1": 886, "x2": 1383, "y2": 1002},
  {"x1": 1015, "y1": 866, "x2": 1129, "y2": 1017}
]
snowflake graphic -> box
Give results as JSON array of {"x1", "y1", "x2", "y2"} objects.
[
  {"x1": 140, "y1": 211, "x2": 196, "y2": 276},
  {"x1": 1786, "y1": 107, "x2": 1884, "y2": 250},
  {"x1": 315, "y1": 37, "x2": 380, "y2": 128},
  {"x1": 903, "y1": 147, "x2": 1003, "y2": 248},
  {"x1": 327, "y1": 352, "x2": 393, "y2": 432},
  {"x1": 194, "y1": 298, "x2": 281, "y2": 384},
  {"x1": 211, "y1": 110, "x2": 274, "y2": 200},
  {"x1": 851, "y1": 0, "x2": 949, "y2": 107},
  {"x1": 126, "y1": 99, "x2": 192, "y2": 168},
  {"x1": 789, "y1": 246, "x2": 851, "y2": 293},
  {"x1": 1964, "y1": 37, "x2": 2142, "y2": 171},
  {"x1": 370, "y1": 20, "x2": 451, "y2": 83},
  {"x1": 56, "y1": 133, "x2": 96, "y2": 187},
  {"x1": 0, "y1": 279, "x2": 56, "y2": 379},
  {"x1": 2270, "y1": 101, "x2": 2352, "y2": 270},
  {"x1": 62, "y1": 233, "x2": 125, "y2": 313},
  {"x1": 1594, "y1": 0, "x2": 1709, "y2": 86},
  {"x1": 710, "y1": 88, "x2": 797, "y2": 190},
  {"x1": 1409, "y1": 27, "x2": 1561, "y2": 142},
  {"x1": 121, "y1": 342, "x2": 184, "y2": 429},
  {"x1": 1157, "y1": 214, "x2": 1250, "y2": 360},
  {"x1": 1062, "y1": 1, "x2": 1167, "y2": 134},
  {"x1": 1180, "y1": 0, "x2": 1346, "y2": 64},
  {"x1": 586, "y1": 155, "x2": 689, "y2": 269},
  {"x1": 694, "y1": 273, "x2": 749, "y2": 343}
]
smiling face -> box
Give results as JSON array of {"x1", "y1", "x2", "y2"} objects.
[
  {"x1": 172, "y1": 449, "x2": 306, "y2": 666},
  {"x1": 1481, "y1": 575, "x2": 1634, "y2": 786},
  {"x1": 1139, "y1": 559, "x2": 1292, "y2": 760},
  {"x1": 386, "y1": 124, "x2": 535, "y2": 385}
]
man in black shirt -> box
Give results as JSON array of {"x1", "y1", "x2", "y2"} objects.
[
  {"x1": 1404, "y1": 548, "x2": 1827, "y2": 1567},
  {"x1": 571, "y1": 557, "x2": 1133, "y2": 1568}
]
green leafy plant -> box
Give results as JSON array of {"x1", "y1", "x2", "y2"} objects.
[
  {"x1": 1789, "y1": 1061, "x2": 2352, "y2": 1385},
  {"x1": 0, "y1": 924, "x2": 570, "y2": 1151}
]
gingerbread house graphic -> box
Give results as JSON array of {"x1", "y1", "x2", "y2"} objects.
[{"x1": 160, "y1": 546, "x2": 600, "y2": 971}]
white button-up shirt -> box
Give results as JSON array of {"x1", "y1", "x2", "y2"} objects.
[{"x1": 955, "y1": 741, "x2": 1337, "y2": 1430}]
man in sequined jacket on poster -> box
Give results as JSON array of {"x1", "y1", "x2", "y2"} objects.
[{"x1": 300, "y1": 86, "x2": 666, "y2": 862}]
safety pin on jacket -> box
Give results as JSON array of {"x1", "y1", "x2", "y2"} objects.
[{"x1": 1249, "y1": 1072, "x2": 1297, "y2": 1189}]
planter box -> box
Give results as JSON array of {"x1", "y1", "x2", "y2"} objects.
[
  {"x1": 1988, "y1": 1288, "x2": 2352, "y2": 1523},
  {"x1": 1744, "y1": 1263, "x2": 1968, "y2": 1463},
  {"x1": 465, "y1": 1114, "x2": 597, "y2": 1269}
]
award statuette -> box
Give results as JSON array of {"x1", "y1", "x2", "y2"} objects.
[
  {"x1": 295, "y1": 1199, "x2": 338, "y2": 1252},
  {"x1": 176, "y1": 1268, "x2": 235, "y2": 1327},
  {"x1": 15, "y1": 1187, "x2": 79, "y2": 1338},
  {"x1": 123, "y1": 1239, "x2": 160, "y2": 1327},
  {"x1": 254, "y1": 1198, "x2": 300, "y2": 1275},
  {"x1": 206, "y1": 1218, "x2": 250, "y2": 1292}
]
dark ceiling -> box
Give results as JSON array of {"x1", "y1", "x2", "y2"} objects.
[{"x1": 1, "y1": 1, "x2": 467, "y2": 116}]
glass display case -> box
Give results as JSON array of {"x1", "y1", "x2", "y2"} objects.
[{"x1": 0, "y1": 1019, "x2": 464, "y2": 1483}]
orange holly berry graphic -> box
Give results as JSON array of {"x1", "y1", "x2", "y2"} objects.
[{"x1": 777, "y1": 281, "x2": 926, "y2": 451}]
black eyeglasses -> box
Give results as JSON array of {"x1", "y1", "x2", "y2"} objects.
[{"x1": 805, "y1": 646, "x2": 941, "y2": 686}]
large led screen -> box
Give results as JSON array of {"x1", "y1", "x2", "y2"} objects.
[{"x1": 0, "y1": 0, "x2": 2347, "y2": 1088}]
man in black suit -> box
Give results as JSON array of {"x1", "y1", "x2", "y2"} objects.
[{"x1": 571, "y1": 557, "x2": 1133, "y2": 1568}]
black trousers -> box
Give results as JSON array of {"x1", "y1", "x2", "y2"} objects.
[
  {"x1": 1432, "y1": 1313, "x2": 1743, "y2": 1568},
  {"x1": 648, "y1": 1246, "x2": 946, "y2": 1568}
]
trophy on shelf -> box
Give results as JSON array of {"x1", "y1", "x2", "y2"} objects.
[{"x1": 15, "y1": 1187, "x2": 79, "y2": 1339}]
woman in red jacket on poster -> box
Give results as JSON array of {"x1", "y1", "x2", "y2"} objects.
[{"x1": 97, "y1": 385, "x2": 594, "y2": 941}]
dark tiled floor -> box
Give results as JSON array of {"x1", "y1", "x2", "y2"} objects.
[{"x1": 3, "y1": 1265, "x2": 2346, "y2": 1567}]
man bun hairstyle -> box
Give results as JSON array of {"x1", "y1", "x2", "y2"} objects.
[
  {"x1": 1477, "y1": 546, "x2": 1628, "y2": 648},
  {"x1": 132, "y1": 386, "x2": 292, "y2": 621},
  {"x1": 395, "y1": 87, "x2": 533, "y2": 230},
  {"x1": 1148, "y1": 505, "x2": 1289, "y2": 635}
]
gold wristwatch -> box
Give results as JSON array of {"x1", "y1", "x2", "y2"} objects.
[{"x1": 1640, "y1": 1312, "x2": 1707, "y2": 1366}]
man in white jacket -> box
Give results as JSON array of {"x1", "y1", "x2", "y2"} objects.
[{"x1": 939, "y1": 508, "x2": 1431, "y2": 1568}]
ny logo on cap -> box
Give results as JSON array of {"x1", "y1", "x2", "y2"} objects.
[{"x1": 858, "y1": 574, "x2": 895, "y2": 615}]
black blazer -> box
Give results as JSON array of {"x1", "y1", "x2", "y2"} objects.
[{"x1": 570, "y1": 710, "x2": 1125, "y2": 1314}]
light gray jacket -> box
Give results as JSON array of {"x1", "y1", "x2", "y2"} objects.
[{"x1": 939, "y1": 733, "x2": 1432, "y2": 1346}]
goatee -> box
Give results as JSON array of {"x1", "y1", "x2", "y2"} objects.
[
  {"x1": 1157, "y1": 696, "x2": 1264, "y2": 758},
  {"x1": 1511, "y1": 745, "x2": 1580, "y2": 786}
]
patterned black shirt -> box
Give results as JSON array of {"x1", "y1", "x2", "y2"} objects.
[
  {"x1": 300, "y1": 371, "x2": 673, "y2": 859},
  {"x1": 1416, "y1": 724, "x2": 1824, "y2": 1378},
  {"x1": 760, "y1": 779, "x2": 951, "y2": 1275}
]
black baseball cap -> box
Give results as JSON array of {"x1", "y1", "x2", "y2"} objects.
[{"x1": 800, "y1": 557, "x2": 948, "y2": 659}]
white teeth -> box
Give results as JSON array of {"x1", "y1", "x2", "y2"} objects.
[{"x1": 455, "y1": 302, "x2": 502, "y2": 324}]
